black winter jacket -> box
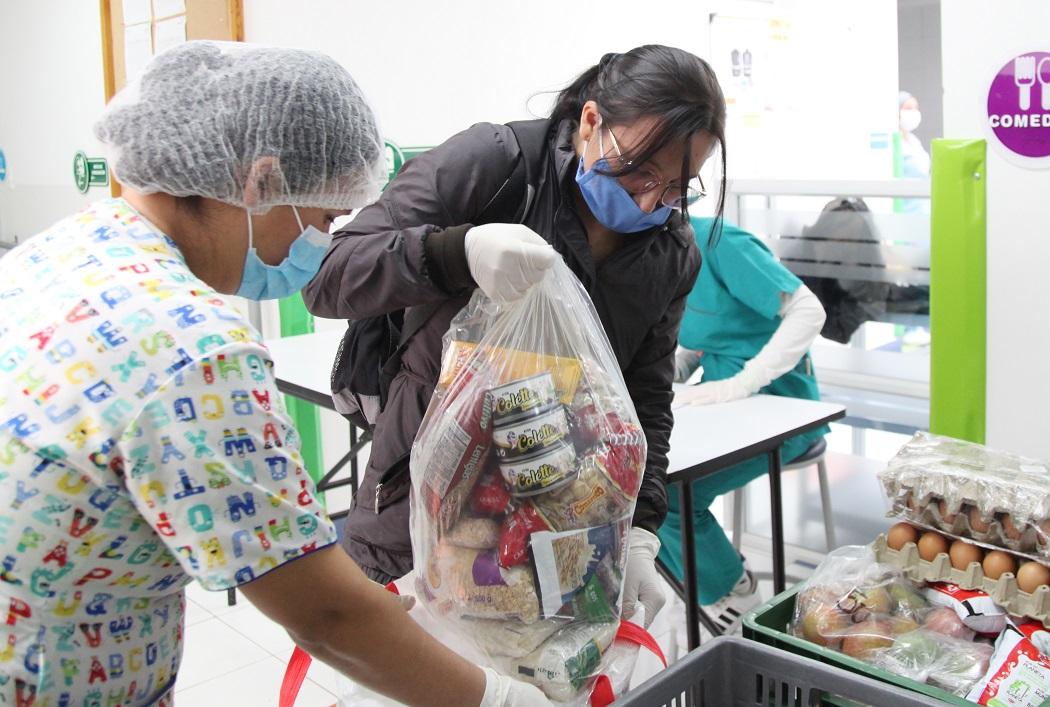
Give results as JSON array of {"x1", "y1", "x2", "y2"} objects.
[{"x1": 303, "y1": 118, "x2": 701, "y2": 582}]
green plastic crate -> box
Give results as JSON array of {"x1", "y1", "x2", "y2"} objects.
[{"x1": 743, "y1": 586, "x2": 974, "y2": 706}]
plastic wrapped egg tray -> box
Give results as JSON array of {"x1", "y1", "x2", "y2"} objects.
[
  {"x1": 878, "y1": 431, "x2": 1050, "y2": 561},
  {"x1": 873, "y1": 534, "x2": 1050, "y2": 628}
]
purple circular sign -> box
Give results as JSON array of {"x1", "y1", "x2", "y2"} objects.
[{"x1": 987, "y1": 51, "x2": 1050, "y2": 162}]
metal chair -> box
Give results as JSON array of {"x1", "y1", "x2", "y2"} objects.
[{"x1": 731, "y1": 437, "x2": 836, "y2": 552}]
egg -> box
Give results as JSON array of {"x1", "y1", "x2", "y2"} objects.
[
  {"x1": 887, "y1": 522, "x2": 920, "y2": 551},
  {"x1": 917, "y1": 531, "x2": 950, "y2": 562},
  {"x1": 949, "y1": 540, "x2": 984, "y2": 570},
  {"x1": 1001, "y1": 513, "x2": 1026, "y2": 541},
  {"x1": 1016, "y1": 562, "x2": 1050, "y2": 594},
  {"x1": 982, "y1": 550, "x2": 1018, "y2": 580},
  {"x1": 938, "y1": 499, "x2": 957, "y2": 524},
  {"x1": 969, "y1": 506, "x2": 991, "y2": 534}
]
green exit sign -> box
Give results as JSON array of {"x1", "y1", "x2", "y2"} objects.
[{"x1": 383, "y1": 140, "x2": 431, "y2": 187}]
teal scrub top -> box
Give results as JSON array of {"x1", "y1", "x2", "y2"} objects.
[{"x1": 683, "y1": 218, "x2": 824, "y2": 407}]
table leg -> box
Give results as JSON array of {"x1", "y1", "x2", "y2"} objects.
[
  {"x1": 768, "y1": 448, "x2": 786, "y2": 593},
  {"x1": 680, "y1": 482, "x2": 702, "y2": 651}
]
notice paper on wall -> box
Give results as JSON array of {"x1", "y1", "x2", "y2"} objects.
[
  {"x1": 124, "y1": 22, "x2": 153, "y2": 81},
  {"x1": 154, "y1": 15, "x2": 186, "y2": 56}
]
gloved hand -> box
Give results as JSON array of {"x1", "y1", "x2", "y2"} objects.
[
  {"x1": 480, "y1": 666, "x2": 551, "y2": 706},
  {"x1": 622, "y1": 527, "x2": 666, "y2": 628},
  {"x1": 673, "y1": 346, "x2": 703, "y2": 383},
  {"x1": 672, "y1": 374, "x2": 753, "y2": 408},
  {"x1": 464, "y1": 224, "x2": 558, "y2": 302}
]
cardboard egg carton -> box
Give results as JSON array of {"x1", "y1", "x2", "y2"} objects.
[
  {"x1": 873, "y1": 533, "x2": 1050, "y2": 629},
  {"x1": 892, "y1": 492, "x2": 1049, "y2": 561},
  {"x1": 879, "y1": 432, "x2": 1050, "y2": 561}
]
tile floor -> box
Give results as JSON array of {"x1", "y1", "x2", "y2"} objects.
[{"x1": 174, "y1": 583, "x2": 339, "y2": 705}]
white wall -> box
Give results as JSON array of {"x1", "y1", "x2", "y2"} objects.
[
  {"x1": 244, "y1": 0, "x2": 715, "y2": 148},
  {"x1": 941, "y1": 0, "x2": 1050, "y2": 458},
  {"x1": 0, "y1": 1, "x2": 107, "y2": 247}
]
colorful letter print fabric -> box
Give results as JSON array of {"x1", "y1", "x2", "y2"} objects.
[{"x1": 0, "y1": 199, "x2": 336, "y2": 705}]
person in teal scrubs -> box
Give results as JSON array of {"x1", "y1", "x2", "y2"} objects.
[{"x1": 658, "y1": 217, "x2": 829, "y2": 634}]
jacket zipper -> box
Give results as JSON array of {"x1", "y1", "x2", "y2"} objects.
[{"x1": 374, "y1": 482, "x2": 383, "y2": 514}]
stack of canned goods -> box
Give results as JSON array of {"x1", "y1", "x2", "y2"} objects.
[{"x1": 489, "y1": 372, "x2": 579, "y2": 497}]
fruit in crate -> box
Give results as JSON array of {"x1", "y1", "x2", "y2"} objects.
[
  {"x1": 840, "y1": 619, "x2": 896, "y2": 658},
  {"x1": 923, "y1": 606, "x2": 975, "y2": 640},
  {"x1": 888, "y1": 582, "x2": 929, "y2": 621},
  {"x1": 800, "y1": 605, "x2": 852, "y2": 648}
]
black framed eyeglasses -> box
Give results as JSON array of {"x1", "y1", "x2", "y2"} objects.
[{"x1": 603, "y1": 125, "x2": 707, "y2": 209}]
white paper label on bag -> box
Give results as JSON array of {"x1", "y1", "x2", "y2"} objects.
[
  {"x1": 531, "y1": 524, "x2": 619, "y2": 618},
  {"x1": 420, "y1": 420, "x2": 472, "y2": 498}
]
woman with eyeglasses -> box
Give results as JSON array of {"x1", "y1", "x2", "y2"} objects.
[{"x1": 304, "y1": 45, "x2": 726, "y2": 630}]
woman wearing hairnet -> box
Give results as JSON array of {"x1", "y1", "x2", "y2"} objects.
[{"x1": 0, "y1": 42, "x2": 545, "y2": 706}]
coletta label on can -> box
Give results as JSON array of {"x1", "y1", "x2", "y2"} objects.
[
  {"x1": 493, "y1": 405, "x2": 569, "y2": 458},
  {"x1": 488, "y1": 372, "x2": 559, "y2": 423},
  {"x1": 499, "y1": 440, "x2": 578, "y2": 496}
]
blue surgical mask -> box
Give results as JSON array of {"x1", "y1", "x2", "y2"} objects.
[
  {"x1": 575, "y1": 123, "x2": 673, "y2": 234},
  {"x1": 236, "y1": 205, "x2": 333, "y2": 300}
]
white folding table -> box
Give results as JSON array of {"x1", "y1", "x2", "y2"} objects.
[{"x1": 666, "y1": 394, "x2": 845, "y2": 648}]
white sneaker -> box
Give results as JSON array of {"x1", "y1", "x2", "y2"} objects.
[{"x1": 702, "y1": 569, "x2": 761, "y2": 635}]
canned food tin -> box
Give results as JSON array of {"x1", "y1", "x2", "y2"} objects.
[
  {"x1": 493, "y1": 405, "x2": 570, "y2": 458},
  {"x1": 489, "y1": 372, "x2": 559, "y2": 424},
  {"x1": 498, "y1": 440, "x2": 578, "y2": 496}
]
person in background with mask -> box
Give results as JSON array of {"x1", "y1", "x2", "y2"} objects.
[
  {"x1": 666, "y1": 218, "x2": 828, "y2": 634},
  {"x1": 304, "y1": 45, "x2": 727, "y2": 631},
  {"x1": 898, "y1": 91, "x2": 930, "y2": 180},
  {"x1": 0, "y1": 41, "x2": 545, "y2": 706}
]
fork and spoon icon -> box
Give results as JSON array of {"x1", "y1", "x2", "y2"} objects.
[{"x1": 1014, "y1": 54, "x2": 1050, "y2": 111}]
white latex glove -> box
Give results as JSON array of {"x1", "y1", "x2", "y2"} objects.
[
  {"x1": 674, "y1": 285, "x2": 826, "y2": 408},
  {"x1": 673, "y1": 346, "x2": 702, "y2": 383},
  {"x1": 464, "y1": 224, "x2": 558, "y2": 302},
  {"x1": 622, "y1": 527, "x2": 665, "y2": 628},
  {"x1": 480, "y1": 666, "x2": 551, "y2": 706},
  {"x1": 672, "y1": 374, "x2": 753, "y2": 408}
]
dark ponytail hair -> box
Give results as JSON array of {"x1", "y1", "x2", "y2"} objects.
[{"x1": 551, "y1": 45, "x2": 727, "y2": 239}]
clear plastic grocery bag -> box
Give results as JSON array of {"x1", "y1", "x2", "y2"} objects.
[
  {"x1": 409, "y1": 260, "x2": 647, "y2": 703},
  {"x1": 789, "y1": 546, "x2": 994, "y2": 697}
]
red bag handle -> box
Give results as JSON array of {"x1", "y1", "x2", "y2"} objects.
[
  {"x1": 279, "y1": 585, "x2": 665, "y2": 707},
  {"x1": 588, "y1": 621, "x2": 667, "y2": 707},
  {"x1": 280, "y1": 646, "x2": 312, "y2": 707}
]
